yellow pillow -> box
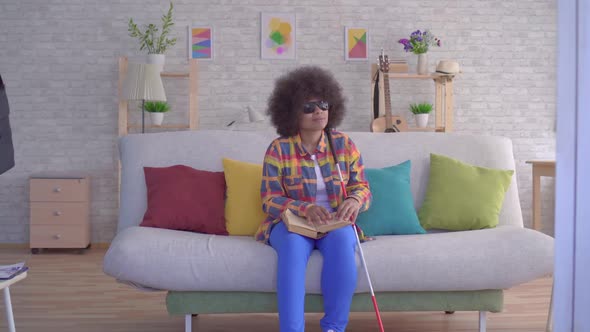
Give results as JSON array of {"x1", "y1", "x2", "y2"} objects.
[{"x1": 222, "y1": 158, "x2": 265, "y2": 235}]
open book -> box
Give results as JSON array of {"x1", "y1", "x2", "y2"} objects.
[
  {"x1": 282, "y1": 209, "x2": 352, "y2": 239},
  {"x1": 0, "y1": 262, "x2": 28, "y2": 280}
]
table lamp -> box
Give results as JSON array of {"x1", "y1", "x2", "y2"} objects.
[
  {"x1": 0, "y1": 74, "x2": 14, "y2": 175},
  {"x1": 122, "y1": 63, "x2": 166, "y2": 133},
  {"x1": 226, "y1": 106, "x2": 266, "y2": 130}
]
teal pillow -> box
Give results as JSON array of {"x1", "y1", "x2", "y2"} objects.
[
  {"x1": 418, "y1": 153, "x2": 514, "y2": 231},
  {"x1": 356, "y1": 160, "x2": 426, "y2": 236}
]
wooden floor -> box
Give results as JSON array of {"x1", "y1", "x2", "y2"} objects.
[{"x1": 0, "y1": 247, "x2": 552, "y2": 332}]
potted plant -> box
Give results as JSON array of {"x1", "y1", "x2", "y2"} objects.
[
  {"x1": 409, "y1": 102, "x2": 432, "y2": 128},
  {"x1": 398, "y1": 30, "x2": 441, "y2": 75},
  {"x1": 142, "y1": 101, "x2": 170, "y2": 126},
  {"x1": 127, "y1": 2, "x2": 177, "y2": 71}
]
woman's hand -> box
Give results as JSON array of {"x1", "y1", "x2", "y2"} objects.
[
  {"x1": 335, "y1": 198, "x2": 361, "y2": 222},
  {"x1": 305, "y1": 205, "x2": 332, "y2": 225}
]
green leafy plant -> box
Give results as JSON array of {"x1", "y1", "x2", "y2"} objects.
[
  {"x1": 142, "y1": 101, "x2": 170, "y2": 113},
  {"x1": 409, "y1": 102, "x2": 433, "y2": 114},
  {"x1": 127, "y1": 2, "x2": 177, "y2": 54}
]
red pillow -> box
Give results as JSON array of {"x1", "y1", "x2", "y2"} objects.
[{"x1": 140, "y1": 165, "x2": 228, "y2": 235}]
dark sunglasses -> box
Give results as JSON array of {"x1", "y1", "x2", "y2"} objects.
[{"x1": 302, "y1": 101, "x2": 329, "y2": 114}]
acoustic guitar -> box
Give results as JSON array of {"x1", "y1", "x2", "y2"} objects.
[{"x1": 370, "y1": 51, "x2": 408, "y2": 133}]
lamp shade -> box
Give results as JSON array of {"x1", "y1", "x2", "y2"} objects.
[
  {"x1": 122, "y1": 63, "x2": 166, "y2": 101},
  {"x1": 246, "y1": 106, "x2": 265, "y2": 123}
]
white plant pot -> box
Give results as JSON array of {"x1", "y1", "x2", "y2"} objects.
[
  {"x1": 150, "y1": 112, "x2": 164, "y2": 126},
  {"x1": 415, "y1": 113, "x2": 429, "y2": 128},
  {"x1": 147, "y1": 54, "x2": 165, "y2": 72}
]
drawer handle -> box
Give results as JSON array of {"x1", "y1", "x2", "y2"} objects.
[
  {"x1": 53, "y1": 234, "x2": 62, "y2": 240},
  {"x1": 53, "y1": 211, "x2": 62, "y2": 216},
  {"x1": 53, "y1": 187, "x2": 62, "y2": 193}
]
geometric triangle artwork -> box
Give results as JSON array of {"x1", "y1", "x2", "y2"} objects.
[
  {"x1": 346, "y1": 28, "x2": 367, "y2": 60},
  {"x1": 190, "y1": 27, "x2": 213, "y2": 59}
]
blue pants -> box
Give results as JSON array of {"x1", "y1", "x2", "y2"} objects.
[{"x1": 269, "y1": 221, "x2": 358, "y2": 332}]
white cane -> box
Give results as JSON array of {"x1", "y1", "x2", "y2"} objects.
[{"x1": 325, "y1": 129, "x2": 384, "y2": 332}]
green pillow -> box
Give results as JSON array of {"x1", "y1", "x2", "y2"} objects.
[
  {"x1": 418, "y1": 153, "x2": 514, "y2": 231},
  {"x1": 356, "y1": 160, "x2": 426, "y2": 236}
]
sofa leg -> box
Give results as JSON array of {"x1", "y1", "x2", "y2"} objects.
[
  {"x1": 445, "y1": 311, "x2": 455, "y2": 314},
  {"x1": 185, "y1": 314, "x2": 192, "y2": 332},
  {"x1": 479, "y1": 311, "x2": 487, "y2": 332}
]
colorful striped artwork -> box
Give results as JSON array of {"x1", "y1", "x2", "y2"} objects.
[
  {"x1": 261, "y1": 13, "x2": 296, "y2": 60},
  {"x1": 345, "y1": 27, "x2": 368, "y2": 61},
  {"x1": 188, "y1": 26, "x2": 213, "y2": 60}
]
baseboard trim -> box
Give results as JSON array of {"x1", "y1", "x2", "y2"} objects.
[{"x1": 0, "y1": 243, "x2": 29, "y2": 249}]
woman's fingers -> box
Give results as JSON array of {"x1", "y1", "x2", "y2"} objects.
[
  {"x1": 350, "y1": 209, "x2": 358, "y2": 223},
  {"x1": 315, "y1": 210, "x2": 326, "y2": 224},
  {"x1": 309, "y1": 210, "x2": 318, "y2": 224},
  {"x1": 306, "y1": 206, "x2": 338, "y2": 225},
  {"x1": 336, "y1": 199, "x2": 359, "y2": 221},
  {"x1": 335, "y1": 205, "x2": 344, "y2": 219},
  {"x1": 306, "y1": 201, "x2": 359, "y2": 225},
  {"x1": 336, "y1": 202, "x2": 351, "y2": 220},
  {"x1": 307, "y1": 206, "x2": 328, "y2": 224},
  {"x1": 343, "y1": 206, "x2": 353, "y2": 221},
  {"x1": 305, "y1": 206, "x2": 316, "y2": 224}
]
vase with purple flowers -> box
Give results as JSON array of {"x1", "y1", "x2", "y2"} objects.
[{"x1": 398, "y1": 30, "x2": 441, "y2": 75}]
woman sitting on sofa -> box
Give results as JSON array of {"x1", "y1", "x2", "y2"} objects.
[{"x1": 255, "y1": 66, "x2": 372, "y2": 332}]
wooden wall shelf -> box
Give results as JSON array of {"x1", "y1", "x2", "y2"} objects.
[
  {"x1": 406, "y1": 126, "x2": 446, "y2": 132},
  {"x1": 371, "y1": 64, "x2": 456, "y2": 132},
  {"x1": 127, "y1": 124, "x2": 191, "y2": 130},
  {"x1": 117, "y1": 56, "x2": 199, "y2": 137},
  {"x1": 161, "y1": 72, "x2": 190, "y2": 78}
]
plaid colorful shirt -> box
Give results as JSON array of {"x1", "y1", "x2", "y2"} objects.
[{"x1": 255, "y1": 130, "x2": 372, "y2": 245}]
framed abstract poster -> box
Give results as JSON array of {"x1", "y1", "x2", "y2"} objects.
[
  {"x1": 188, "y1": 25, "x2": 213, "y2": 60},
  {"x1": 345, "y1": 27, "x2": 368, "y2": 61},
  {"x1": 260, "y1": 13, "x2": 296, "y2": 60}
]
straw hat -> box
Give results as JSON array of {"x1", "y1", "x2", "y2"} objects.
[{"x1": 435, "y1": 60, "x2": 461, "y2": 74}]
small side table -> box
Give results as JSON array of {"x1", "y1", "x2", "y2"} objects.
[
  {"x1": 0, "y1": 271, "x2": 27, "y2": 332},
  {"x1": 29, "y1": 175, "x2": 91, "y2": 254},
  {"x1": 525, "y1": 160, "x2": 556, "y2": 231}
]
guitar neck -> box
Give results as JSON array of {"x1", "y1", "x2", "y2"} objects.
[{"x1": 382, "y1": 71, "x2": 392, "y2": 128}]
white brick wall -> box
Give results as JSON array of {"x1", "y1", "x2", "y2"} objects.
[{"x1": 0, "y1": 0, "x2": 556, "y2": 243}]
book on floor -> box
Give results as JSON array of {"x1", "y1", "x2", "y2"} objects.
[
  {"x1": 282, "y1": 209, "x2": 352, "y2": 239},
  {"x1": 0, "y1": 262, "x2": 28, "y2": 280}
]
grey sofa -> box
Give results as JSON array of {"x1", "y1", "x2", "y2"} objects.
[{"x1": 103, "y1": 130, "x2": 554, "y2": 332}]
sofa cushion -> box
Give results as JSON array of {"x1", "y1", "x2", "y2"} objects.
[
  {"x1": 117, "y1": 131, "x2": 525, "y2": 232},
  {"x1": 103, "y1": 226, "x2": 553, "y2": 293},
  {"x1": 355, "y1": 161, "x2": 426, "y2": 236},
  {"x1": 222, "y1": 158, "x2": 265, "y2": 236},
  {"x1": 418, "y1": 153, "x2": 514, "y2": 231},
  {"x1": 140, "y1": 165, "x2": 228, "y2": 235}
]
